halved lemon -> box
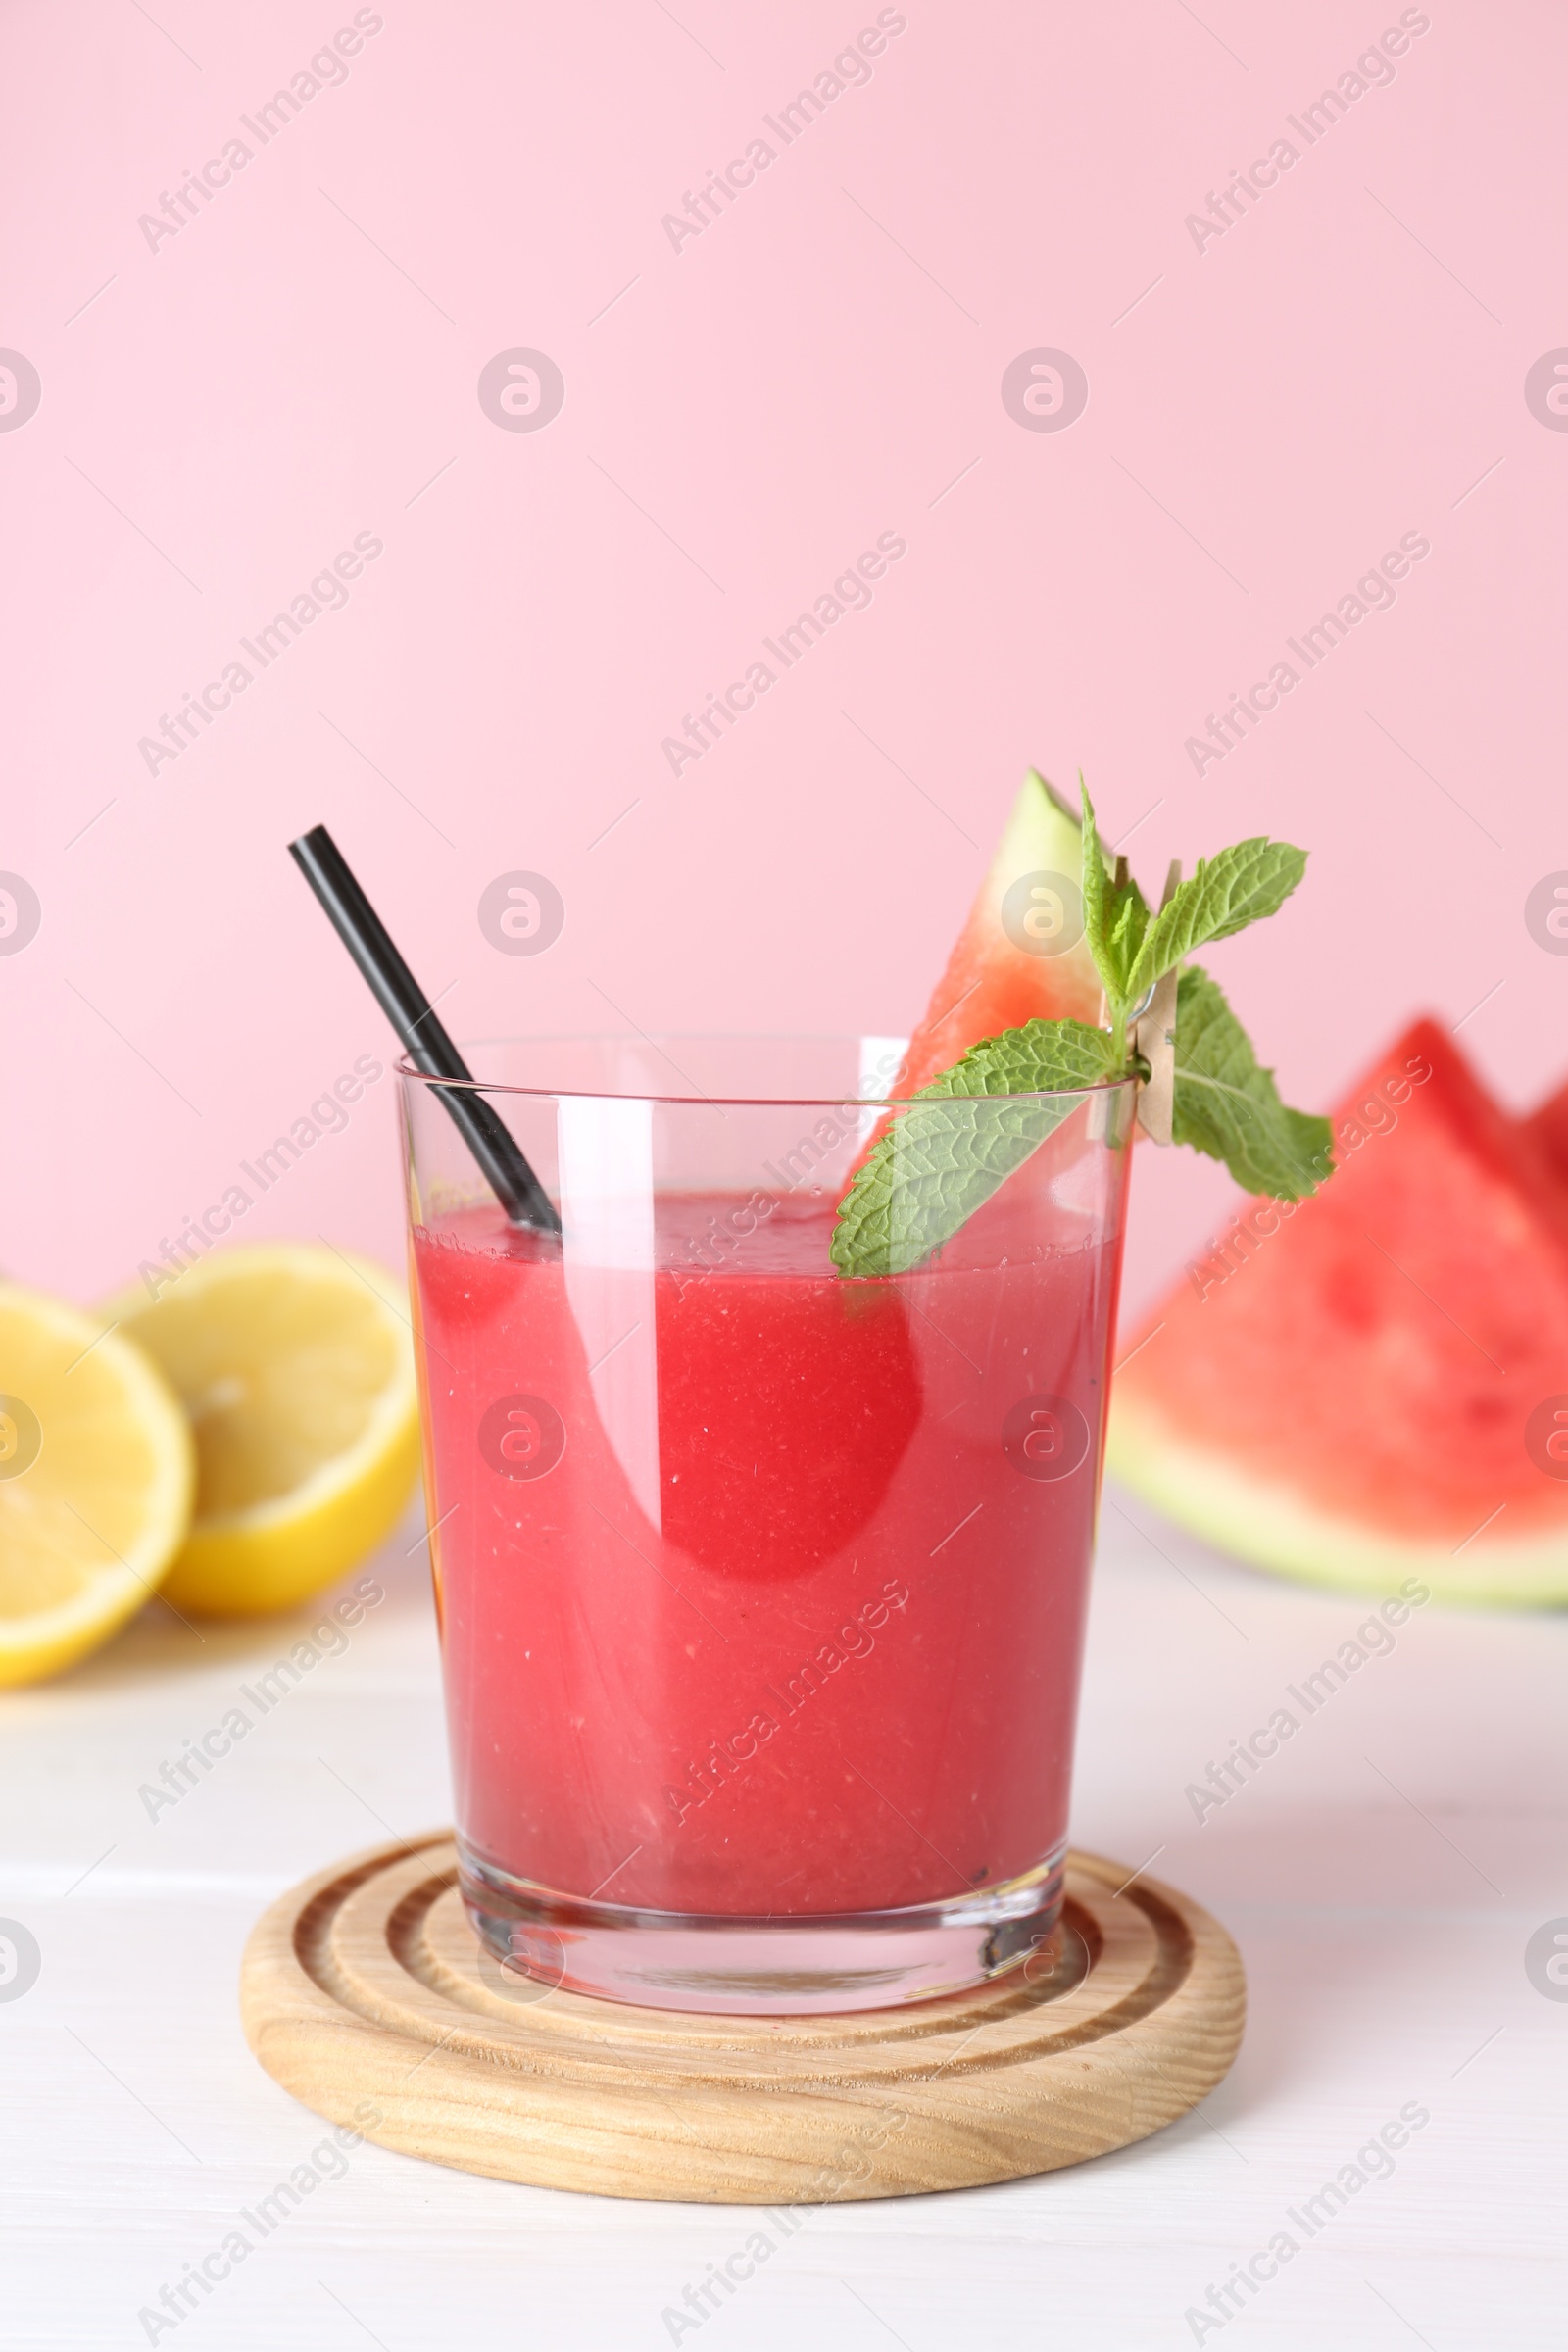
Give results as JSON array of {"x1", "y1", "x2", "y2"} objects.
[
  {"x1": 0, "y1": 1282, "x2": 195, "y2": 1686},
  {"x1": 106, "y1": 1244, "x2": 420, "y2": 1617}
]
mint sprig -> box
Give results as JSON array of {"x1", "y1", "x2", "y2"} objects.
[
  {"x1": 830, "y1": 783, "x2": 1333, "y2": 1279},
  {"x1": 1078, "y1": 781, "x2": 1307, "y2": 1057}
]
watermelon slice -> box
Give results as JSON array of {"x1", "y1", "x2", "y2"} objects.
[
  {"x1": 894, "y1": 769, "x2": 1105, "y2": 1097},
  {"x1": 1107, "y1": 1018, "x2": 1568, "y2": 1607}
]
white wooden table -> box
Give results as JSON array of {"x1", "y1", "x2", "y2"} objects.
[{"x1": 4, "y1": 1491, "x2": 1563, "y2": 2351}]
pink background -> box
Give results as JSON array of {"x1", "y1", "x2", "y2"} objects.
[{"x1": 2, "y1": 0, "x2": 1564, "y2": 1322}]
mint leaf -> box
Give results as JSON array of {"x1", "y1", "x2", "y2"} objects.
[
  {"x1": 831, "y1": 1019, "x2": 1123, "y2": 1277},
  {"x1": 926, "y1": 1018, "x2": 1123, "y2": 1098},
  {"x1": 1171, "y1": 966, "x2": 1332, "y2": 1200},
  {"x1": 1125, "y1": 837, "x2": 1307, "y2": 1005},
  {"x1": 1078, "y1": 781, "x2": 1150, "y2": 1007}
]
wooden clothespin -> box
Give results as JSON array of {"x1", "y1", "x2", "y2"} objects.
[{"x1": 1134, "y1": 858, "x2": 1181, "y2": 1144}]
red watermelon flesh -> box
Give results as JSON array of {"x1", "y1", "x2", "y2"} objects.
[
  {"x1": 1107, "y1": 1018, "x2": 1568, "y2": 1605},
  {"x1": 894, "y1": 768, "x2": 1105, "y2": 1098},
  {"x1": 1520, "y1": 1074, "x2": 1568, "y2": 1193}
]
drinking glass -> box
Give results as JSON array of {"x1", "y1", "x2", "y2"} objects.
[{"x1": 399, "y1": 1037, "x2": 1135, "y2": 2015}]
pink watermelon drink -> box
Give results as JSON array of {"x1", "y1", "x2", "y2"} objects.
[
  {"x1": 396, "y1": 779, "x2": 1326, "y2": 2012},
  {"x1": 412, "y1": 1176, "x2": 1127, "y2": 1927}
]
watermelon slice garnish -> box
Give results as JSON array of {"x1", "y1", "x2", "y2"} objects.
[
  {"x1": 1107, "y1": 1018, "x2": 1568, "y2": 1607},
  {"x1": 893, "y1": 769, "x2": 1105, "y2": 1097},
  {"x1": 837, "y1": 777, "x2": 1326, "y2": 1278}
]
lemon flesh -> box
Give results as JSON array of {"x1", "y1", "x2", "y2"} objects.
[
  {"x1": 108, "y1": 1245, "x2": 420, "y2": 1617},
  {"x1": 0, "y1": 1283, "x2": 194, "y2": 1686}
]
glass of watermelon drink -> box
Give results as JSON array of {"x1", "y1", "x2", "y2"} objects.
[{"x1": 400, "y1": 1036, "x2": 1137, "y2": 2015}]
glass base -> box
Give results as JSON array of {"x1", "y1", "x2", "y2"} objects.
[{"x1": 458, "y1": 1842, "x2": 1068, "y2": 2016}]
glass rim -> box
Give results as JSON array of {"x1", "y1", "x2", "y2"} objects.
[{"x1": 396, "y1": 1034, "x2": 1139, "y2": 1111}]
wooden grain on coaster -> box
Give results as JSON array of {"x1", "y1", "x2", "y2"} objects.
[{"x1": 240, "y1": 1835, "x2": 1245, "y2": 2203}]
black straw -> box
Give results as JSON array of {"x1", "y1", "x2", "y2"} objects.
[{"x1": 287, "y1": 824, "x2": 561, "y2": 1233}]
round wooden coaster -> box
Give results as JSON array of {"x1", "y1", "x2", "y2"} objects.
[{"x1": 240, "y1": 1833, "x2": 1245, "y2": 2203}]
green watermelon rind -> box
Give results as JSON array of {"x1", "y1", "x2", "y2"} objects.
[{"x1": 1106, "y1": 1390, "x2": 1568, "y2": 1610}]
